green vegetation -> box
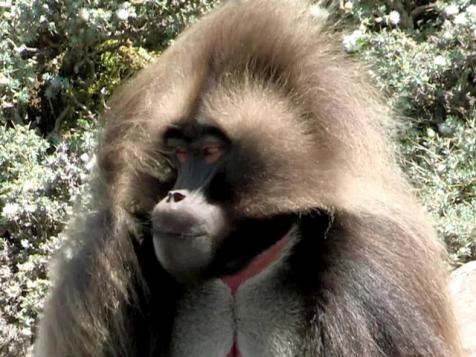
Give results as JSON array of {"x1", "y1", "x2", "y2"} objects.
[{"x1": 341, "y1": 0, "x2": 475, "y2": 263}]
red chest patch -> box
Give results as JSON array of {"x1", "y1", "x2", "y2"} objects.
[
  {"x1": 221, "y1": 236, "x2": 289, "y2": 357},
  {"x1": 226, "y1": 342, "x2": 240, "y2": 357},
  {"x1": 221, "y1": 236, "x2": 289, "y2": 294}
]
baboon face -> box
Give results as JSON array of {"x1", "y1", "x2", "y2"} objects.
[
  {"x1": 151, "y1": 123, "x2": 233, "y2": 282},
  {"x1": 150, "y1": 94, "x2": 306, "y2": 283}
]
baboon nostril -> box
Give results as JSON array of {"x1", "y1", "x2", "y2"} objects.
[{"x1": 171, "y1": 191, "x2": 186, "y2": 202}]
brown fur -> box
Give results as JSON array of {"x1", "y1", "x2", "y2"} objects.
[{"x1": 35, "y1": 0, "x2": 462, "y2": 356}]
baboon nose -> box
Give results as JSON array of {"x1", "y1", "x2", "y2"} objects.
[{"x1": 166, "y1": 191, "x2": 186, "y2": 203}]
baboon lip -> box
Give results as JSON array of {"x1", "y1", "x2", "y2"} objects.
[{"x1": 154, "y1": 230, "x2": 207, "y2": 239}]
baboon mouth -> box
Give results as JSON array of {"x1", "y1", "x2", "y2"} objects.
[{"x1": 153, "y1": 230, "x2": 208, "y2": 239}]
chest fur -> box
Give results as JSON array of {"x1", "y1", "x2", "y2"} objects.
[{"x1": 169, "y1": 261, "x2": 307, "y2": 357}]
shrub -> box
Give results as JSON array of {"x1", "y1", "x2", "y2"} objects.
[
  {"x1": 342, "y1": 1, "x2": 475, "y2": 122},
  {"x1": 0, "y1": 123, "x2": 95, "y2": 356},
  {"x1": 0, "y1": 0, "x2": 219, "y2": 133},
  {"x1": 340, "y1": 0, "x2": 476, "y2": 264},
  {"x1": 401, "y1": 113, "x2": 476, "y2": 263}
]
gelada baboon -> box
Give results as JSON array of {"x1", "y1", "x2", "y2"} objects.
[{"x1": 35, "y1": 0, "x2": 462, "y2": 356}]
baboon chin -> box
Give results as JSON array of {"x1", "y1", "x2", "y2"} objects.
[{"x1": 34, "y1": 0, "x2": 462, "y2": 356}]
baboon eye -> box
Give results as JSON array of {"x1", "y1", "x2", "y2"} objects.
[
  {"x1": 202, "y1": 144, "x2": 222, "y2": 164},
  {"x1": 176, "y1": 147, "x2": 188, "y2": 163}
]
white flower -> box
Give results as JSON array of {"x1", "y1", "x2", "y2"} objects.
[
  {"x1": 79, "y1": 8, "x2": 89, "y2": 21},
  {"x1": 443, "y1": 30, "x2": 453, "y2": 40},
  {"x1": 342, "y1": 30, "x2": 365, "y2": 53},
  {"x1": 433, "y1": 55, "x2": 447, "y2": 66},
  {"x1": 309, "y1": 5, "x2": 329, "y2": 19},
  {"x1": 388, "y1": 11, "x2": 400, "y2": 25},
  {"x1": 22, "y1": 180, "x2": 37, "y2": 192},
  {"x1": 115, "y1": 8, "x2": 129, "y2": 21},
  {"x1": 85, "y1": 155, "x2": 97, "y2": 171},
  {"x1": 344, "y1": 2, "x2": 353, "y2": 10},
  {"x1": 445, "y1": 4, "x2": 459, "y2": 17},
  {"x1": 80, "y1": 153, "x2": 89, "y2": 163},
  {"x1": 467, "y1": 5, "x2": 476, "y2": 17},
  {"x1": 20, "y1": 261, "x2": 34, "y2": 271},
  {"x1": 0, "y1": 74, "x2": 8, "y2": 86},
  {"x1": 454, "y1": 13, "x2": 467, "y2": 25},
  {"x1": 2, "y1": 202, "x2": 19, "y2": 217},
  {"x1": 0, "y1": 1, "x2": 12, "y2": 8},
  {"x1": 24, "y1": 204, "x2": 36, "y2": 213},
  {"x1": 22, "y1": 327, "x2": 32, "y2": 336}
]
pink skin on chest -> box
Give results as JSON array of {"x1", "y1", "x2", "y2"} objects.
[{"x1": 221, "y1": 236, "x2": 289, "y2": 357}]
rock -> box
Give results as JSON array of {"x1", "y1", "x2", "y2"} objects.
[{"x1": 450, "y1": 261, "x2": 476, "y2": 356}]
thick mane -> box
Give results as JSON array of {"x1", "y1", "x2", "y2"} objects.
[{"x1": 102, "y1": 0, "x2": 402, "y2": 216}]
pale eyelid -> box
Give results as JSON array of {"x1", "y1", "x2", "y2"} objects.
[
  {"x1": 202, "y1": 144, "x2": 222, "y2": 154},
  {"x1": 191, "y1": 135, "x2": 228, "y2": 151}
]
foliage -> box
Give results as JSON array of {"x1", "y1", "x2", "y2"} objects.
[
  {"x1": 342, "y1": 1, "x2": 475, "y2": 121},
  {"x1": 339, "y1": 0, "x2": 476, "y2": 264},
  {"x1": 401, "y1": 113, "x2": 476, "y2": 263},
  {"x1": 0, "y1": 0, "x2": 218, "y2": 133},
  {"x1": 0, "y1": 123, "x2": 95, "y2": 356}
]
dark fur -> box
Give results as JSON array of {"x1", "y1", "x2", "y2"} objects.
[{"x1": 35, "y1": 0, "x2": 461, "y2": 356}]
